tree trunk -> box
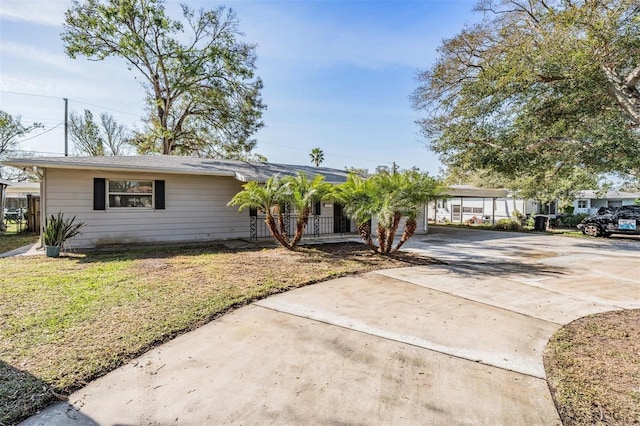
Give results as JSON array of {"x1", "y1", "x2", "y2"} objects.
[
  {"x1": 376, "y1": 223, "x2": 386, "y2": 254},
  {"x1": 357, "y1": 222, "x2": 378, "y2": 253},
  {"x1": 393, "y1": 217, "x2": 417, "y2": 253},
  {"x1": 602, "y1": 65, "x2": 640, "y2": 126},
  {"x1": 383, "y1": 212, "x2": 402, "y2": 253},
  {"x1": 289, "y1": 207, "x2": 311, "y2": 248},
  {"x1": 265, "y1": 214, "x2": 291, "y2": 249},
  {"x1": 276, "y1": 209, "x2": 290, "y2": 244}
]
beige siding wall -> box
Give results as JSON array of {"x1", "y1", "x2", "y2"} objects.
[{"x1": 44, "y1": 169, "x2": 248, "y2": 248}]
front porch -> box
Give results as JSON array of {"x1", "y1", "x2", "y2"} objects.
[{"x1": 249, "y1": 207, "x2": 354, "y2": 241}]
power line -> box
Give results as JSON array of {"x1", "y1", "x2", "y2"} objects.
[
  {"x1": 0, "y1": 90, "x2": 63, "y2": 100},
  {"x1": 71, "y1": 100, "x2": 141, "y2": 118},
  {"x1": 1, "y1": 90, "x2": 142, "y2": 118},
  {"x1": 18, "y1": 122, "x2": 64, "y2": 143}
]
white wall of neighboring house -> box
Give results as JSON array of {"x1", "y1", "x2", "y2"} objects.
[
  {"x1": 426, "y1": 197, "x2": 535, "y2": 224},
  {"x1": 43, "y1": 168, "x2": 249, "y2": 248},
  {"x1": 4, "y1": 181, "x2": 40, "y2": 209},
  {"x1": 573, "y1": 191, "x2": 640, "y2": 215}
]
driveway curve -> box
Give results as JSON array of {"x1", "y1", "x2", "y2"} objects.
[{"x1": 22, "y1": 227, "x2": 639, "y2": 425}]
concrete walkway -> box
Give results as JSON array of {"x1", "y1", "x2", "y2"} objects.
[
  {"x1": 21, "y1": 227, "x2": 640, "y2": 425},
  {"x1": 0, "y1": 242, "x2": 41, "y2": 257}
]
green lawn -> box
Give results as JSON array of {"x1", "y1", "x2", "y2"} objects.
[
  {"x1": 0, "y1": 243, "x2": 426, "y2": 424},
  {"x1": 0, "y1": 232, "x2": 38, "y2": 254}
]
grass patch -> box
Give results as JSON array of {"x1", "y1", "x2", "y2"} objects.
[
  {"x1": 0, "y1": 242, "x2": 436, "y2": 424},
  {"x1": 0, "y1": 232, "x2": 38, "y2": 254},
  {"x1": 544, "y1": 309, "x2": 640, "y2": 425}
]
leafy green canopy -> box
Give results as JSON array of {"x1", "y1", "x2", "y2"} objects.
[
  {"x1": 63, "y1": 0, "x2": 265, "y2": 159},
  {"x1": 412, "y1": 0, "x2": 640, "y2": 195}
]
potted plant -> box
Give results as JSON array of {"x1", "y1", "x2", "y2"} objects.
[{"x1": 43, "y1": 212, "x2": 85, "y2": 257}]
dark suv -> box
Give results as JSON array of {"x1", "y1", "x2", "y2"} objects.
[{"x1": 577, "y1": 205, "x2": 640, "y2": 237}]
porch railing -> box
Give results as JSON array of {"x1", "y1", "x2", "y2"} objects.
[{"x1": 249, "y1": 215, "x2": 348, "y2": 241}]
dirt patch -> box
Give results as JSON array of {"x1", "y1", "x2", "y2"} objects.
[{"x1": 544, "y1": 309, "x2": 640, "y2": 425}]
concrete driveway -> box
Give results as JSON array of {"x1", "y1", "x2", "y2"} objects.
[{"x1": 23, "y1": 227, "x2": 640, "y2": 425}]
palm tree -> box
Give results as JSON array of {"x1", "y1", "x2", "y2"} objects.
[
  {"x1": 228, "y1": 172, "x2": 332, "y2": 250},
  {"x1": 333, "y1": 169, "x2": 442, "y2": 253},
  {"x1": 331, "y1": 174, "x2": 378, "y2": 252},
  {"x1": 286, "y1": 172, "x2": 332, "y2": 247},
  {"x1": 228, "y1": 175, "x2": 291, "y2": 248},
  {"x1": 310, "y1": 147, "x2": 324, "y2": 167}
]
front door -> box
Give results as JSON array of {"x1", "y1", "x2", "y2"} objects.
[{"x1": 333, "y1": 203, "x2": 351, "y2": 233}]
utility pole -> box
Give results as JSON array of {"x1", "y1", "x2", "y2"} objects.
[{"x1": 64, "y1": 98, "x2": 68, "y2": 156}]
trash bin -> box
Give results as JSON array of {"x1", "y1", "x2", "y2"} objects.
[{"x1": 534, "y1": 215, "x2": 548, "y2": 231}]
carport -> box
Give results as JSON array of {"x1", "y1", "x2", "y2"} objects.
[{"x1": 426, "y1": 186, "x2": 511, "y2": 226}]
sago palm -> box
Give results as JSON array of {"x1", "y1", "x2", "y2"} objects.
[
  {"x1": 285, "y1": 172, "x2": 333, "y2": 247},
  {"x1": 228, "y1": 175, "x2": 291, "y2": 248}
]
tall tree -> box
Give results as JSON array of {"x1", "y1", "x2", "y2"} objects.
[
  {"x1": 412, "y1": 0, "x2": 640, "y2": 192},
  {"x1": 63, "y1": 0, "x2": 265, "y2": 158},
  {"x1": 70, "y1": 110, "x2": 104, "y2": 156},
  {"x1": 0, "y1": 111, "x2": 42, "y2": 180},
  {"x1": 101, "y1": 113, "x2": 132, "y2": 156},
  {"x1": 70, "y1": 110, "x2": 132, "y2": 156},
  {"x1": 310, "y1": 147, "x2": 324, "y2": 167}
]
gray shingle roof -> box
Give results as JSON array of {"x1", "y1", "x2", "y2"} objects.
[
  {"x1": 575, "y1": 190, "x2": 640, "y2": 200},
  {"x1": 2, "y1": 155, "x2": 351, "y2": 183}
]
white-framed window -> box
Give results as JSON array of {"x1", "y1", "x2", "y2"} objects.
[
  {"x1": 577, "y1": 200, "x2": 588, "y2": 209},
  {"x1": 107, "y1": 180, "x2": 153, "y2": 208}
]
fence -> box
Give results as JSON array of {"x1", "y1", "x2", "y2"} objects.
[{"x1": 250, "y1": 215, "x2": 349, "y2": 241}]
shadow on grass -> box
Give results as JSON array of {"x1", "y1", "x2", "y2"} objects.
[
  {"x1": 71, "y1": 242, "x2": 236, "y2": 264},
  {"x1": 0, "y1": 360, "x2": 61, "y2": 425},
  {"x1": 70, "y1": 241, "x2": 444, "y2": 268},
  {"x1": 308, "y1": 242, "x2": 444, "y2": 266}
]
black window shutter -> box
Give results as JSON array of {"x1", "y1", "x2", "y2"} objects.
[
  {"x1": 155, "y1": 180, "x2": 165, "y2": 209},
  {"x1": 93, "y1": 178, "x2": 106, "y2": 210},
  {"x1": 249, "y1": 207, "x2": 258, "y2": 217},
  {"x1": 313, "y1": 201, "x2": 321, "y2": 216}
]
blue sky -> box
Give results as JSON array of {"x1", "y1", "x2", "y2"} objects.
[{"x1": 0, "y1": 0, "x2": 479, "y2": 174}]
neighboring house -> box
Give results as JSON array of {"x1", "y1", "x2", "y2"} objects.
[
  {"x1": 428, "y1": 186, "x2": 640, "y2": 223},
  {"x1": 427, "y1": 185, "x2": 536, "y2": 224},
  {"x1": 4, "y1": 181, "x2": 40, "y2": 209},
  {"x1": 572, "y1": 190, "x2": 640, "y2": 215},
  {"x1": 1, "y1": 156, "x2": 354, "y2": 249}
]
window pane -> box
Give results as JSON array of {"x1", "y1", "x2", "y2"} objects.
[
  {"x1": 109, "y1": 180, "x2": 153, "y2": 194},
  {"x1": 109, "y1": 194, "x2": 153, "y2": 208}
]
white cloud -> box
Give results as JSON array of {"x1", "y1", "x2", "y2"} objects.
[
  {"x1": 0, "y1": 0, "x2": 69, "y2": 26},
  {"x1": 0, "y1": 41, "x2": 79, "y2": 71}
]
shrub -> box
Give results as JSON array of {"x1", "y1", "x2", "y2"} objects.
[
  {"x1": 43, "y1": 212, "x2": 85, "y2": 247},
  {"x1": 526, "y1": 215, "x2": 535, "y2": 228},
  {"x1": 494, "y1": 218, "x2": 522, "y2": 231},
  {"x1": 512, "y1": 210, "x2": 524, "y2": 224},
  {"x1": 558, "y1": 213, "x2": 590, "y2": 228}
]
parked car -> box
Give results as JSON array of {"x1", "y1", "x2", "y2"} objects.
[{"x1": 577, "y1": 205, "x2": 640, "y2": 237}]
